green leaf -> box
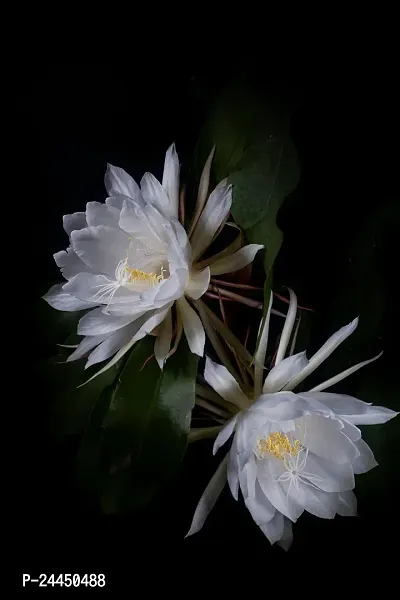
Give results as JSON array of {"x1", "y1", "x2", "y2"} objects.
[
  {"x1": 230, "y1": 137, "x2": 300, "y2": 275},
  {"x1": 74, "y1": 384, "x2": 115, "y2": 505},
  {"x1": 36, "y1": 353, "x2": 119, "y2": 444},
  {"x1": 99, "y1": 336, "x2": 198, "y2": 513},
  {"x1": 34, "y1": 291, "x2": 120, "y2": 444},
  {"x1": 195, "y1": 82, "x2": 287, "y2": 183},
  {"x1": 195, "y1": 82, "x2": 300, "y2": 277}
]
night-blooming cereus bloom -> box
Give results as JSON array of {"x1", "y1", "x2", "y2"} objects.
[
  {"x1": 43, "y1": 145, "x2": 263, "y2": 377},
  {"x1": 186, "y1": 290, "x2": 398, "y2": 549}
]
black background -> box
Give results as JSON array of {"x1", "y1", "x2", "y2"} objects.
[{"x1": 14, "y1": 61, "x2": 399, "y2": 582}]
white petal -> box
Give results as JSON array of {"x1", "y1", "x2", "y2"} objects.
[
  {"x1": 204, "y1": 356, "x2": 250, "y2": 410},
  {"x1": 227, "y1": 447, "x2": 240, "y2": 500},
  {"x1": 337, "y1": 490, "x2": 357, "y2": 516},
  {"x1": 105, "y1": 164, "x2": 141, "y2": 200},
  {"x1": 171, "y1": 218, "x2": 191, "y2": 263},
  {"x1": 77, "y1": 307, "x2": 139, "y2": 336},
  {"x1": 185, "y1": 267, "x2": 210, "y2": 300},
  {"x1": 263, "y1": 351, "x2": 309, "y2": 394},
  {"x1": 341, "y1": 420, "x2": 362, "y2": 441},
  {"x1": 275, "y1": 289, "x2": 297, "y2": 366},
  {"x1": 63, "y1": 273, "x2": 140, "y2": 306},
  {"x1": 63, "y1": 212, "x2": 87, "y2": 236},
  {"x1": 190, "y1": 179, "x2": 232, "y2": 261},
  {"x1": 213, "y1": 415, "x2": 238, "y2": 455},
  {"x1": 81, "y1": 306, "x2": 171, "y2": 385},
  {"x1": 71, "y1": 225, "x2": 130, "y2": 276},
  {"x1": 154, "y1": 309, "x2": 172, "y2": 368},
  {"x1": 43, "y1": 284, "x2": 97, "y2": 312},
  {"x1": 282, "y1": 317, "x2": 359, "y2": 391},
  {"x1": 154, "y1": 269, "x2": 187, "y2": 306},
  {"x1": 309, "y1": 352, "x2": 384, "y2": 392},
  {"x1": 239, "y1": 455, "x2": 257, "y2": 499},
  {"x1": 176, "y1": 297, "x2": 205, "y2": 357},
  {"x1": 345, "y1": 404, "x2": 399, "y2": 426},
  {"x1": 251, "y1": 391, "x2": 319, "y2": 422},
  {"x1": 118, "y1": 198, "x2": 165, "y2": 252},
  {"x1": 245, "y1": 480, "x2": 276, "y2": 526},
  {"x1": 162, "y1": 143, "x2": 180, "y2": 219},
  {"x1": 196, "y1": 222, "x2": 242, "y2": 269},
  {"x1": 86, "y1": 201, "x2": 120, "y2": 228},
  {"x1": 54, "y1": 247, "x2": 95, "y2": 280},
  {"x1": 209, "y1": 244, "x2": 263, "y2": 276},
  {"x1": 260, "y1": 511, "x2": 285, "y2": 545},
  {"x1": 306, "y1": 392, "x2": 398, "y2": 425},
  {"x1": 303, "y1": 451, "x2": 355, "y2": 492},
  {"x1": 277, "y1": 517, "x2": 293, "y2": 551},
  {"x1": 66, "y1": 334, "x2": 108, "y2": 362},
  {"x1": 106, "y1": 193, "x2": 143, "y2": 211},
  {"x1": 234, "y1": 411, "x2": 264, "y2": 457},
  {"x1": 106, "y1": 301, "x2": 152, "y2": 316},
  {"x1": 185, "y1": 456, "x2": 227, "y2": 537},
  {"x1": 297, "y1": 485, "x2": 339, "y2": 519},
  {"x1": 144, "y1": 204, "x2": 172, "y2": 244},
  {"x1": 300, "y1": 414, "x2": 359, "y2": 464},
  {"x1": 166, "y1": 228, "x2": 190, "y2": 272},
  {"x1": 351, "y1": 439, "x2": 378, "y2": 474},
  {"x1": 85, "y1": 317, "x2": 149, "y2": 368},
  {"x1": 188, "y1": 146, "x2": 215, "y2": 238},
  {"x1": 141, "y1": 172, "x2": 173, "y2": 219},
  {"x1": 258, "y1": 462, "x2": 303, "y2": 521}
]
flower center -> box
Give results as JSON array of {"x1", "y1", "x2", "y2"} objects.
[
  {"x1": 122, "y1": 239, "x2": 166, "y2": 286},
  {"x1": 115, "y1": 258, "x2": 165, "y2": 287},
  {"x1": 126, "y1": 266, "x2": 165, "y2": 285},
  {"x1": 255, "y1": 432, "x2": 301, "y2": 460}
]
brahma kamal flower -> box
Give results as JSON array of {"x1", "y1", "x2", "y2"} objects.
[
  {"x1": 186, "y1": 290, "x2": 398, "y2": 549},
  {"x1": 43, "y1": 144, "x2": 263, "y2": 378}
]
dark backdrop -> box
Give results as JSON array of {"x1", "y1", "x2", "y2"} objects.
[{"x1": 14, "y1": 62, "x2": 399, "y2": 581}]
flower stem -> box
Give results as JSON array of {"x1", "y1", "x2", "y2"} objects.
[
  {"x1": 274, "y1": 291, "x2": 315, "y2": 312},
  {"x1": 210, "y1": 278, "x2": 264, "y2": 291},
  {"x1": 206, "y1": 292, "x2": 236, "y2": 302},
  {"x1": 195, "y1": 299, "x2": 241, "y2": 383},
  {"x1": 195, "y1": 225, "x2": 243, "y2": 269},
  {"x1": 208, "y1": 285, "x2": 263, "y2": 309},
  {"x1": 196, "y1": 396, "x2": 232, "y2": 419},
  {"x1": 187, "y1": 146, "x2": 215, "y2": 239},
  {"x1": 254, "y1": 291, "x2": 273, "y2": 398},
  {"x1": 167, "y1": 310, "x2": 183, "y2": 359},
  {"x1": 215, "y1": 285, "x2": 227, "y2": 324},
  {"x1": 188, "y1": 426, "x2": 222, "y2": 443},
  {"x1": 197, "y1": 299, "x2": 254, "y2": 380},
  {"x1": 140, "y1": 353, "x2": 155, "y2": 371},
  {"x1": 196, "y1": 383, "x2": 237, "y2": 411}
]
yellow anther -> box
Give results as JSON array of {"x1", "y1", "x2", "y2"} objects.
[
  {"x1": 126, "y1": 267, "x2": 165, "y2": 286},
  {"x1": 256, "y1": 432, "x2": 301, "y2": 460}
]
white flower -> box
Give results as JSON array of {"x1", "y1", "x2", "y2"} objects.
[
  {"x1": 44, "y1": 144, "x2": 263, "y2": 376},
  {"x1": 187, "y1": 290, "x2": 398, "y2": 548}
]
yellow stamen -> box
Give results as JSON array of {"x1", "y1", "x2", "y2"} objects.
[
  {"x1": 126, "y1": 267, "x2": 165, "y2": 285},
  {"x1": 256, "y1": 432, "x2": 301, "y2": 460}
]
